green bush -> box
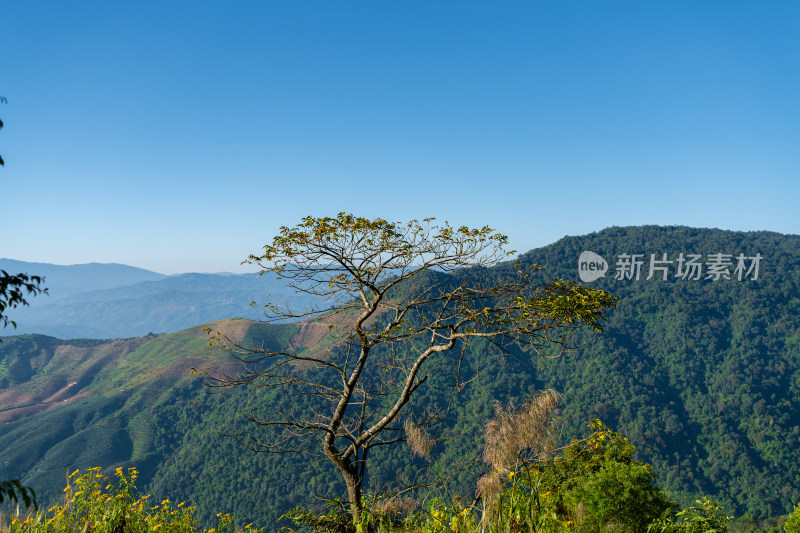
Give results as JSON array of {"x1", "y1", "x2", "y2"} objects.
[
  {"x1": 528, "y1": 420, "x2": 675, "y2": 532},
  {"x1": 646, "y1": 497, "x2": 731, "y2": 533}
]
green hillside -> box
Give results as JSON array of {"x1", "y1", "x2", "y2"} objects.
[
  {"x1": 1, "y1": 226, "x2": 798, "y2": 528},
  {"x1": 511, "y1": 226, "x2": 800, "y2": 518}
]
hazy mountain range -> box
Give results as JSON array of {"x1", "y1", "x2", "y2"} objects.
[{"x1": 0, "y1": 260, "x2": 317, "y2": 339}]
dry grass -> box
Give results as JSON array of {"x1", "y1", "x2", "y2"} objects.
[
  {"x1": 370, "y1": 495, "x2": 421, "y2": 517},
  {"x1": 404, "y1": 418, "x2": 435, "y2": 457},
  {"x1": 478, "y1": 389, "x2": 562, "y2": 499}
]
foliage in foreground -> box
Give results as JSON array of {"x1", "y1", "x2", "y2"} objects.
[
  {"x1": 3, "y1": 425, "x2": 793, "y2": 533},
  {"x1": 2, "y1": 467, "x2": 263, "y2": 533},
  {"x1": 0, "y1": 481, "x2": 36, "y2": 512},
  {"x1": 282, "y1": 420, "x2": 738, "y2": 533},
  {"x1": 284, "y1": 484, "x2": 734, "y2": 533}
]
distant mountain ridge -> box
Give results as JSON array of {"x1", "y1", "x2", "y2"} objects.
[
  {"x1": 0, "y1": 260, "x2": 316, "y2": 339},
  {"x1": 0, "y1": 259, "x2": 166, "y2": 298}
]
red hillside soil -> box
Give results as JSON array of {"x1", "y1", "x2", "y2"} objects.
[
  {"x1": 288, "y1": 308, "x2": 390, "y2": 355},
  {"x1": 0, "y1": 337, "x2": 148, "y2": 425},
  {"x1": 199, "y1": 318, "x2": 257, "y2": 345}
]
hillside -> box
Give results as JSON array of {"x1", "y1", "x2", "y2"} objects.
[
  {"x1": 513, "y1": 226, "x2": 800, "y2": 518},
  {"x1": 0, "y1": 226, "x2": 798, "y2": 527}
]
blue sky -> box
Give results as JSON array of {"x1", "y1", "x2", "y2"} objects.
[{"x1": 2, "y1": 1, "x2": 799, "y2": 274}]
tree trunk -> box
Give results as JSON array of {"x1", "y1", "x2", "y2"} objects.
[{"x1": 338, "y1": 462, "x2": 363, "y2": 526}]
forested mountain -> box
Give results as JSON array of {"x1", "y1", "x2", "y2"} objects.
[
  {"x1": 0, "y1": 226, "x2": 798, "y2": 527},
  {"x1": 0, "y1": 261, "x2": 317, "y2": 338},
  {"x1": 514, "y1": 226, "x2": 800, "y2": 518}
]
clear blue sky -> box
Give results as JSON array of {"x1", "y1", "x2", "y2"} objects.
[{"x1": 2, "y1": 1, "x2": 799, "y2": 274}]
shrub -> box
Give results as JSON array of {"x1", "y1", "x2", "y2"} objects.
[
  {"x1": 647, "y1": 497, "x2": 731, "y2": 533},
  {"x1": 512, "y1": 420, "x2": 675, "y2": 532},
  {"x1": 3, "y1": 467, "x2": 263, "y2": 533}
]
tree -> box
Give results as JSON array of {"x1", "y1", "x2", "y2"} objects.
[{"x1": 199, "y1": 213, "x2": 616, "y2": 523}]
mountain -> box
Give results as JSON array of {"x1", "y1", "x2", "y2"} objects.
[
  {"x1": 1, "y1": 226, "x2": 798, "y2": 527},
  {"x1": 0, "y1": 261, "x2": 317, "y2": 338},
  {"x1": 513, "y1": 226, "x2": 800, "y2": 518},
  {"x1": 0, "y1": 259, "x2": 166, "y2": 299}
]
